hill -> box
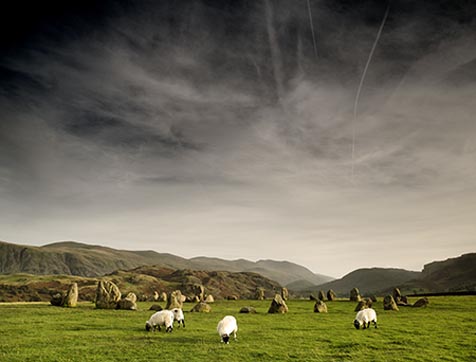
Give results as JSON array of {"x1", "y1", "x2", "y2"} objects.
[
  {"x1": 0, "y1": 265, "x2": 281, "y2": 303},
  {"x1": 305, "y1": 268, "x2": 421, "y2": 297},
  {"x1": 290, "y1": 253, "x2": 476, "y2": 297},
  {"x1": 397, "y1": 253, "x2": 476, "y2": 294},
  {"x1": 189, "y1": 257, "x2": 333, "y2": 286},
  {"x1": 0, "y1": 240, "x2": 332, "y2": 286}
]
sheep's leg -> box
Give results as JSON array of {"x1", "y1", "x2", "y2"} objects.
[
  {"x1": 233, "y1": 330, "x2": 237, "y2": 340},
  {"x1": 373, "y1": 320, "x2": 378, "y2": 329}
]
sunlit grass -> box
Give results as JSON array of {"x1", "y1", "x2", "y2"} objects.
[{"x1": 0, "y1": 297, "x2": 474, "y2": 361}]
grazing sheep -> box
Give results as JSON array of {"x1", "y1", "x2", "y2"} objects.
[
  {"x1": 353, "y1": 308, "x2": 378, "y2": 329},
  {"x1": 145, "y1": 310, "x2": 174, "y2": 332},
  {"x1": 171, "y1": 308, "x2": 185, "y2": 328},
  {"x1": 217, "y1": 316, "x2": 238, "y2": 344}
]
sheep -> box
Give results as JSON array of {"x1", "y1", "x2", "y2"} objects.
[
  {"x1": 171, "y1": 308, "x2": 185, "y2": 328},
  {"x1": 145, "y1": 310, "x2": 174, "y2": 332},
  {"x1": 217, "y1": 315, "x2": 238, "y2": 344},
  {"x1": 353, "y1": 308, "x2": 378, "y2": 329}
]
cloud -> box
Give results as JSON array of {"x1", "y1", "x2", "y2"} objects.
[{"x1": 1, "y1": 1, "x2": 475, "y2": 277}]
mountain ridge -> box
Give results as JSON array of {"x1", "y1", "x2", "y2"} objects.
[{"x1": 0, "y1": 240, "x2": 333, "y2": 286}]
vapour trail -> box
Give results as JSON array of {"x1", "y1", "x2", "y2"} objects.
[
  {"x1": 351, "y1": 1, "x2": 391, "y2": 181},
  {"x1": 306, "y1": 0, "x2": 318, "y2": 59},
  {"x1": 264, "y1": 0, "x2": 285, "y2": 104}
]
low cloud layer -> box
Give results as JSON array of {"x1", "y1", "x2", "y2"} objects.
[{"x1": 1, "y1": 1, "x2": 475, "y2": 277}]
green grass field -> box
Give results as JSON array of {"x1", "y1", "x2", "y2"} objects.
[{"x1": 0, "y1": 297, "x2": 474, "y2": 362}]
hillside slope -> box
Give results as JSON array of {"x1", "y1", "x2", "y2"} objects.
[
  {"x1": 0, "y1": 240, "x2": 332, "y2": 286},
  {"x1": 301, "y1": 268, "x2": 422, "y2": 296},
  {"x1": 0, "y1": 265, "x2": 281, "y2": 303},
  {"x1": 399, "y1": 253, "x2": 476, "y2": 293},
  {"x1": 190, "y1": 257, "x2": 333, "y2": 286}
]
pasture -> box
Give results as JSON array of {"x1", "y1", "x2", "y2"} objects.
[{"x1": 0, "y1": 297, "x2": 474, "y2": 361}]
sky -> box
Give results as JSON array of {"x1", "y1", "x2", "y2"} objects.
[{"x1": 1, "y1": 0, "x2": 475, "y2": 278}]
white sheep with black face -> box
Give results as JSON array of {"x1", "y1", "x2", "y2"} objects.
[
  {"x1": 145, "y1": 310, "x2": 174, "y2": 332},
  {"x1": 217, "y1": 316, "x2": 238, "y2": 344},
  {"x1": 171, "y1": 308, "x2": 185, "y2": 328},
  {"x1": 353, "y1": 308, "x2": 378, "y2": 329}
]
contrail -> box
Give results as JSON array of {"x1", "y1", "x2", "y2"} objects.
[
  {"x1": 351, "y1": 1, "x2": 391, "y2": 182},
  {"x1": 264, "y1": 0, "x2": 285, "y2": 104},
  {"x1": 306, "y1": 0, "x2": 318, "y2": 59}
]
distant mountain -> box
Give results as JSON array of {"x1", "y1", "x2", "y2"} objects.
[
  {"x1": 190, "y1": 257, "x2": 334, "y2": 286},
  {"x1": 0, "y1": 240, "x2": 332, "y2": 286},
  {"x1": 290, "y1": 253, "x2": 476, "y2": 296},
  {"x1": 398, "y1": 253, "x2": 476, "y2": 294},
  {"x1": 302, "y1": 268, "x2": 421, "y2": 296}
]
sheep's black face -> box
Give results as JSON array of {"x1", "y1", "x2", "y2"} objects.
[
  {"x1": 353, "y1": 320, "x2": 361, "y2": 330},
  {"x1": 222, "y1": 335, "x2": 230, "y2": 344},
  {"x1": 145, "y1": 323, "x2": 152, "y2": 332}
]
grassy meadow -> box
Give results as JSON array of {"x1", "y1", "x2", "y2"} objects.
[{"x1": 0, "y1": 297, "x2": 474, "y2": 362}]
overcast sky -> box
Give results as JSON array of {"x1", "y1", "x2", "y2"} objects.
[{"x1": 1, "y1": 0, "x2": 475, "y2": 278}]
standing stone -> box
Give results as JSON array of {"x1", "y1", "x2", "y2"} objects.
[
  {"x1": 160, "y1": 292, "x2": 168, "y2": 302},
  {"x1": 413, "y1": 297, "x2": 429, "y2": 308},
  {"x1": 117, "y1": 297, "x2": 137, "y2": 310},
  {"x1": 192, "y1": 284, "x2": 205, "y2": 301},
  {"x1": 190, "y1": 302, "x2": 211, "y2": 313},
  {"x1": 153, "y1": 291, "x2": 159, "y2": 301},
  {"x1": 383, "y1": 295, "x2": 399, "y2": 311},
  {"x1": 327, "y1": 290, "x2": 337, "y2": 301},
  {"x1": 50, "y1": 292, "x2": 64, "y2": 307},
  {"x1": 350, "y1": 288, "x2": 362, "y2": 302},
  {"x1": 281, "y1": 287, "x2": 289, "y2": 301},
  {"x1": 205, "y1": 294, "x2": 215, "y2": 303},
  {"x1": 268, "y1": 294, "x2": 289, "y2": 314},
  {"x1": 166, "y1": 290, "x2": 184, "y2": 309},
  {"x1": 314, "y1": 300, "x2": 328, "y2": 313},
  {"x1": 369, "y1": 295, "x2": 378, "y2": 302},
  {"x1": 392, "y1": 288, "x2": 402, "y2": 303},
  {"x1": 149, "y1": 304, "x2": 163, "y2": 311},
  {"x1": 64, "y1": 283, "x2": 78, "y2": 307},
  {"x1": 117, "y1": 292, "x2": 138, "y2": 310},
  {"x1": 255, "y1": 288, "x2": 265, "y2": 300},
  {"x1": 239, "y1": 306, "x2": 257, "y2": 314},
  {"x1": 317, "y1": 290, "x2": 326, "y2": 301},
  {"x1": 354, "y1": 298, "x2": 372, "y2": 312},
  {"x1": 95, "y1": 280, "x2": 122, "y2": 309},
  {"x1": 309, "y1": 294, "x2": 318, "y2": 301}
]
